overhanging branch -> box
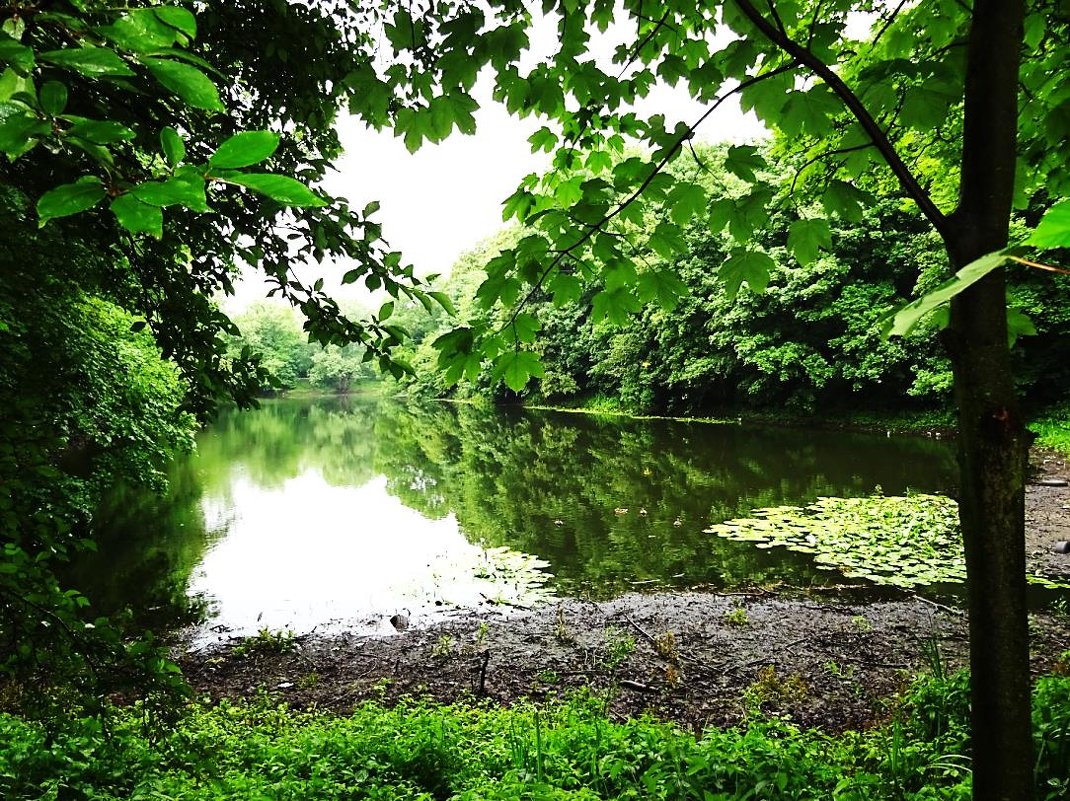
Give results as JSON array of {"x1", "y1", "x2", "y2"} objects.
[{"x1": 732, "y1": 0, "x2": 950, "y2": 237}]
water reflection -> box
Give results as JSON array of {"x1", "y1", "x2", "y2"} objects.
[{"x1": 79, "y1": 395, "x2": 960, "y2": 637}]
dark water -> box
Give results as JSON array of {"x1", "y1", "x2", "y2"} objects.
[{"x1": 72, "y1": 396, "x2": 960, "y2": 638}]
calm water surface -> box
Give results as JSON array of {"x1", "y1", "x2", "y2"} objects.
[{"x1": 75, "y1": 396, "x2": 959, "y2": 639}]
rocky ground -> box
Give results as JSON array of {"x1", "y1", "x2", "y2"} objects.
[{"x1": 177, "y1": 452, "x2": 1070, "y2": 733}]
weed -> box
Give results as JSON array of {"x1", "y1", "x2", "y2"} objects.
[
  {"x1": 664, "y1": 664, "x2": 683, "y2": 688},
  {"x1": 298, "y1": 672, "x2": 319, "y2": 689},
  {"x1": 1054, "y1": 650, "x2": 1070, "y2": 676},
  {"x1": 744, "y1": 665, "x2": 809, "y2": 713},
  {"x1": 654, "y1": 630, "x2": 679, "y2": 663},
  {"x1": 474, "y1": 622, "x2": 489, "y2": 646},
  {"x1": 723, "y1": 607, "x2": 749, "y2": 627},
  {"x1": 602, "y1": 627, "x2": 636, "y2": 671},
  {"x1": 850, "y1": 614, "x2": 872, "y2": 633},
  {"x1": 553, "y1": 605, "x2": 572, "y2": 643},
  {"x1": 432, "y1": 634, "x2": 454, "y2": 659},
  {"x1": 919, "y1": 625, "x2": 947, "y2": 680},
  {"x1": 536, "y1": 670, "x2": 559, "y2": 685},
  {"x1": 1, "y1": 674, "x2": 1069, "y2": 801},
  {"x1": 232, "y1": 627, "x2": 296, "y2": 658}
]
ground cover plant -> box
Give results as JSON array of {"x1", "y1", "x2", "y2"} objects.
[{"x1": 1, "y1": 672, "x2": 1067, "y2": 801}]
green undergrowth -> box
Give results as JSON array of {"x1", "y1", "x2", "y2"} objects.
[
  {"x1": 1030, "y1": 402, "x2": 1070, "y2": 455},
  {"x1": 2, "y1": 673, "x2": 1068, "y2": 801}
]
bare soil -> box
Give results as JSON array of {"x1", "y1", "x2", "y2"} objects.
[{"x1": 177, "y1": 451, "x2": 1070, "y2": 733}]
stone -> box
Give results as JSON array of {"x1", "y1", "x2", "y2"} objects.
[{"x1": 1035, "y1": 477, "x2": 1069, "y2": 487}]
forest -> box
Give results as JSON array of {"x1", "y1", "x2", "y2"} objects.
[{"x1": 2, "y1": 2, "x2": 1070, "y2": 801}]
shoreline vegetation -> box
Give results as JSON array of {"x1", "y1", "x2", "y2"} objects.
[{"x1": 270, "y1": 382, "x2": 1070, "y2": 455}]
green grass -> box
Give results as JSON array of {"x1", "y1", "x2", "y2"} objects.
[
  {"x1": 2, "y1": 673, "x2": 1068, "y2": 801},
  {"x1": 1029, "y1": 402, "x2": 1070, "y2": 455}
]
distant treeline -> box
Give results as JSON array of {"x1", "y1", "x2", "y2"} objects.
[
  {"x1": 385, "y1": 145, "x2": 1070, "y2": 416},
  {"x1": 237, "y1": 145, "x2": 1070, "y2": 414},
  {"x1": 228, "y1": 302, "x2": 377, "y2": 393}
]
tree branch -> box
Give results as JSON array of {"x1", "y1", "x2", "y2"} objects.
[
  {"x1": 731, "y1": 0, "x2": 950, "y2": 237},
  {"x1": 498, "y1": 63, "x2": 799, "y2": 334}
]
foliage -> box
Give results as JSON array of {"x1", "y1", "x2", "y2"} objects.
[
  {"x1": 308, "y1": 344, "x2": 377, "y2": 393},
  {"x1": 1028, "y1": 402, "x2": 1070, "y2": 455},
  {"x1": 0, "y1": 672, "x2": 1068, "y2": 801},
  {"x1": 0, "y1": 190, "x2": 195, "y2": 720},
  {"x1": 228, "y1": 303, "x2": 315, "y2": 390},
  {"x1": 707, "y1": 493, "x2": 966, "y2": 589}
]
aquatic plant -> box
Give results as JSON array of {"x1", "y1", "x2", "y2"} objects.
[{"x1": 707, "y1": 493, "x2": 964, "y2": 588}]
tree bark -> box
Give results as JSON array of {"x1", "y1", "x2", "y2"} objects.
[{"x1": 945, "y1": 2, "x2": 1032, "y2": 800}]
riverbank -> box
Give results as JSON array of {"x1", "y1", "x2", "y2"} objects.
[
  {"x1": 175, "y1": 450, "x2": 1070, "y2": 735},
  {"x1": 180, "y1": 591, "x2": 1070, "y2": 736}
]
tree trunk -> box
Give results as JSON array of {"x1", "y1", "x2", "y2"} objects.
[
  {"x1": 945, "y1": 2, "x2": 1032, "y2": 800},
  {"x1": 946, "y1": 270, "x2": 1033, "y2": 801}
]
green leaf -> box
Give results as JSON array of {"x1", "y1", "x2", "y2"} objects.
[
  {"x1": 37, "y1": 178, "x2": 107, "y2": 225},
  {"x1": 723, "y1": 145, "x2": 765, "y2": 182},
  {"x1": 882, "y1": 250, "x2": 1009, "y2": 338},
  {"x1": 142, "y1": 58, "x2": 222, "y2": 111},
  {"x1": 821, "y1": 180, "x2": 869, "y2": 222},
  {"x1": 428, "y1": 291, "x2": 456, "y2": 315},
  {"x1": 495, "y1": 350, "x2": 543, "y2": 392},
  {"x1": 512, "y1": 312, "x2": 540, "y2": 344},
  {"x1": 132, "y1": 174, "x2": 207, "y2": 210},
  {"x1": 591, "y1": 287, "x2": 641, "y2": 326},
  {"x1": 39, "y1": 81, "x2": 67, "y2": 115},
  {"x1": 648, "y1": 221, "x2": 687, "y2": 259},
  {"x1": 0, "y1": 34, "x2": 34, "y2": 74},
  {"x1": 66, "y1": 118, "x2": 134, "y2": 144},
  {"x1": 209, "y1": 131, "x2": 280, "y2": 169},
  {"x1": 160, "y1": 126, "x2": 185, "y2": 166},
  {"x1": 637, "y1": 270, "x2": 688, "y2": 309},
  {"x1": 1025, "y1": 200, "x2": 1070, "y2": 249},
  {"x1": 719, "y1": 249, "x2": 775, "y2": 298},
  {"x1": 1007, "y1": 307, "x2": 1036, "y2": 348},
  {"x1": 152, "y1": 7, "x2": 197, "y2": 39},
  {"x1": 787, "y1": 218, "x2": 832, "y2": 266},
  {"x1": 379, "y1": 300, "x2": 394, "y2": 321},
  {"x1": 224, "y1": 173, "x2": 326, "y2": 207},
  {"x1": 666, "y1": 181, "x2": 707, "y2": 226},
  {"x1": 110, "y1": 193, "x2": 163, "y2": 237},
  {"x1": 548, "y1": 273, "x2": 583, "y2": 307},
  {"x1": 0, "y1": 108, "x2": 49, "y2": 156},
  {"x1": 40, "y1": 47, "x2": 134, "y2": 77}
]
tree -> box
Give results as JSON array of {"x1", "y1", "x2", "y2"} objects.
[
  {"x1": 348, "y1": 3, "x2": 1068, "y2": 799},
  {"x1": 0, "y1": 0, "x2": 443, "y2": 713}
]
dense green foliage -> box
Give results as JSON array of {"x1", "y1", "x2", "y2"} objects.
[
  {"x1": 1, "y1": 672, "x2": 1067, "y2": 801},
  {"x1": 227, "y1": 302, "x2": 379, "y2": 393},
  {"x1": 398, "y1": 148, "x2": 1070, "y2": 416}
]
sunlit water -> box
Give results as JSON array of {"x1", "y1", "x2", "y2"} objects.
[{"x1": 73, "y1": 395, "x2": 961, "y2": 640}]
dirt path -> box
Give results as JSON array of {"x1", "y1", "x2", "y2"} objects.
[{"x1": 178, "y1": 454, "x2": 1070, "y2": 733}]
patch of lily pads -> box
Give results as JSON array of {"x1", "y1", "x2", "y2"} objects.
[
  {"x1": 707, "y1": 492, "x2": 1070, "y2": 590},
  {"x1": 707, "y1": 493, "x2": 965, "y2": 589}
]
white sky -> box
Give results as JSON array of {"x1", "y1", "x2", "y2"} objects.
[{"x1": 223, "y1": 13, "x2": 774, "y2": 313}]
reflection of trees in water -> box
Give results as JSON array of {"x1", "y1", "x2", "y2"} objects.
[
  {"x1": 76, "y1": 396, "x2": 384, "y2": 625},
  {"x1": 81, "y1": 398, "x2": 960, "y2": 622},
  {"x1": 200, "y1": 396, "x2": 381, "y2": 492},
  {"x1": 375, "y1": 403, "x2": 959, "y2": 595}
]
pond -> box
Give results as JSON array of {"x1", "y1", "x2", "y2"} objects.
[{"x1": 72, "y1": 395, "x2": 961, "y2": 640}]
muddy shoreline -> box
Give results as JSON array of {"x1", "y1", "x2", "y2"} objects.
[{"x1": 178, "y1": 454, "x2": 1070, "y2": 733}]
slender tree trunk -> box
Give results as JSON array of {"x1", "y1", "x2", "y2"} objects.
[{"x1": 944, "y1": 2, "x2": 1032, "y2": 800}]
